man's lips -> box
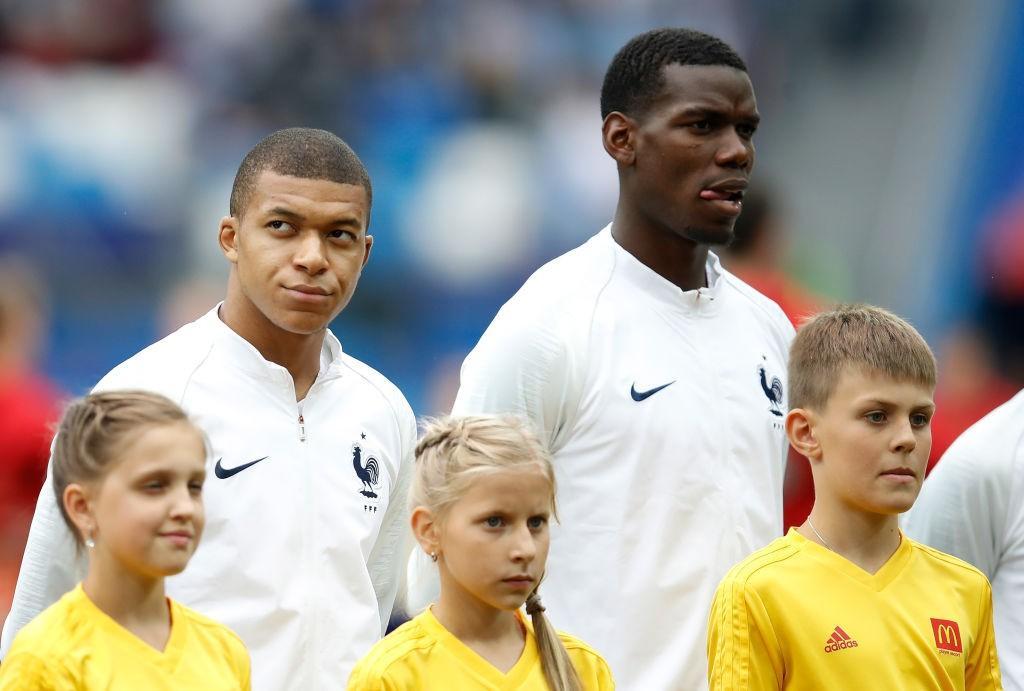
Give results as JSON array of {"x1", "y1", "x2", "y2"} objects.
[
  {"x1": 286, "y1": 284, "x2": 331, "y2": 296},
  {"x1": 699, "y1": 178, "x2": 748, "y2": 203}
]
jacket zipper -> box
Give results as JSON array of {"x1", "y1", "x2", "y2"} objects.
[{"x1": 298, "y1": 413, "x2": 306, "y2": 442}]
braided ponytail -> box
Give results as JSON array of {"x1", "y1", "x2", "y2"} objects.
[{"x1": 526, "y1": 588, "x2": 583, "y2": 691}]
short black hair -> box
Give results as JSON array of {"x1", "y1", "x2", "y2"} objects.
[
  {"x1": 600, "y1": 28, "x2": 748, "y2": 120},
  {"x1": 229, "y1": 127, "x2": 372, "y2": 217}
]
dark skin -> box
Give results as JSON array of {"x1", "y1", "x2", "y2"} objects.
[
  {"x1": 603, "y1": 64, "x2": 759, "y2": 291},
  {"x1": 219, "y1": 171, "x2": 373, "y2": 399}
]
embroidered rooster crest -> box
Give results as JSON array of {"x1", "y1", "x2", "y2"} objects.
[
  {"x1": 758, "y1": 363, "x2": 784, "y2": 417},
  {"x1": 352, "y1": 443, "x2": 380, "y2": 499}
]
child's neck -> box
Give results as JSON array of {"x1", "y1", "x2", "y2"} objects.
[
  {"x1": 799, "y1": 505, "x2": 902, "y2": 575},
  {"x1": 83, "y1": 556, "x2": 171, "y2": 652},
  {"x1": 433, "y1": 584, "x2": 525, "y2": 674}
]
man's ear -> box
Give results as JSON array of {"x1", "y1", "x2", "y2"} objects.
[
  {"x1": 602, "y1": 112, "x2": 636, "y2": 167},
  {"x1": 361, "y1": 234, "x2": 373, "y2": 269},
  {"x1": 411, "y1": 506, "x2": 441, "y2": 560},
  {"x1": 219, "y1": 216, "x2": 240, "y2": 263},
  {"x1": 63, "y1": 482, "x2": 95, "y2": 544},
  {"x1": 786, "y1": 408, "x2": 822, "y2": 463}
]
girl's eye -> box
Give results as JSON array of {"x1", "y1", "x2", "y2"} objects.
[
  {"x1": 143, "y1": 482, "x2": 164, "y2": 492},
  {"x1": 866, "y1": 412, "x2": 886, "y2": 424},
  {"x1": 528, "y1": 516, "x2": 547, "y2": 529},
  {"x1": 189, "y1": 483, "x2": 204, "y2": 494},
  {"x1": 485, "y1": 516, "x2": 503, "y2": 528}
]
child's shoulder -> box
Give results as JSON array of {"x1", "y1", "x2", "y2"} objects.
[
  {"x1": 907, "y1": 538, "x2": 992, "y2": 587},
  {"x1": 172, "y1": 600, "x2": 248, "y2": 659},
  {"x1": 8, "y1": 588, "x2": 83, "y2": 654},
  {"x1": 349, "y1": 613, "x2": 438, "y2": 681},
  {"x1": 556, "y1": 631, "x2": 615, "y2": 684},
  {"x1": 719, "y1": 533, "x2": 805, "y2": 590}
]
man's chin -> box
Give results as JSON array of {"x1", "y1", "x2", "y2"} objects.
[{"x1": 679, "y1": 224, "x2": 735, "y2": 247}]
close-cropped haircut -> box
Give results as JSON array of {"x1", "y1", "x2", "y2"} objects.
[
  {"x1": 788, "y1": 304, "x2": 937, "y2": 411},
  {"x1": 52, "y1": 390, "x2": 201, "y2": 547},
  {"x1": 414, "y1": 415, "x2": 581, "y2": 691},
  {"x1": 229, "y1": 127, "x2": 372, "y2": 217},
  {"x1": 600, "y1": 27, "x2": 748, "y2": 119}
]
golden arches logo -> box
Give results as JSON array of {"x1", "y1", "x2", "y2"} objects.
[{"x1": 930, "y1": 618, "x2": 962, "y2": 654}]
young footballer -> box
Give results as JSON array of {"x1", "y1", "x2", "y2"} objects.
[
  {"x1": 349, "y1": 416, "x2": 613, "y2": 690},
  {"x1": 707, "y1": 304, "x2": 1002, "y2": 690},
  {"x1": 0, "y1": 391, "x2": 250, "y2": 689}
]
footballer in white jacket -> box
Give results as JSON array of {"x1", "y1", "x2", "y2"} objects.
[
  {"x1": 1, "y1": 128, "x2": 417, "y2": 690},
  {"x1": 411, "y1": 30, "x2": 794, "y2": 690}
]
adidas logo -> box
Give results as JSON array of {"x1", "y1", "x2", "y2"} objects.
[{"x1": 823, "y1": 626, "x2": 859, "y2": 653}]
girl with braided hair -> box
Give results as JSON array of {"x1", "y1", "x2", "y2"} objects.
[
  {"x1": 348, "y1": 415, "x2": 613, "y2": 690},
  {"x1": 0, "y1": 391, "x2": 250, "y2": 689}
]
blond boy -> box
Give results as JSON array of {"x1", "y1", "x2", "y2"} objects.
[{"x1": 707, "y1": 304, "x2": 1002, "y2": 690}]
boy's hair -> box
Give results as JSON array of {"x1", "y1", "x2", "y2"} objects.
[
  {"x1": 229, "y1": 127, "x2": 372, "y2": 217},
  {"x1": 789, "y1": 304, "x2": 937, "y2": 411},
  {"x1": 600, "y1": 27, "x2": 747, "y2": 120},
  {"x1": 52, "y1": 390, "x2": 200, "y2": 546},
  {"x1": 414, "y1": 415, "x2": 581, "y2": 691}
]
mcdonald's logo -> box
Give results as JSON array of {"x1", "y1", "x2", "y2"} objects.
[{"x1": 930, "y1": 618, "x2": 962, "y2": 654}]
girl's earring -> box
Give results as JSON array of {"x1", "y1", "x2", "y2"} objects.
[
  {"x1": 85, "y1": 530, "x2": 95, "y2": 550},
  {"x1": 429, "y1": 551, "x2": 438, "y2": 563}
]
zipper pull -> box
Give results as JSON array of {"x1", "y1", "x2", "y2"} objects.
[{"x1": 298, "y1": 414, "x2": 306, "y2": 442}]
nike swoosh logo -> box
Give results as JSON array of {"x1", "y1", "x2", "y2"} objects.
[
  {"x1": 214, "y1": 456, "x2": 268, "y2": 479},
  {"x1": 631, "y1": 381, "x2": 675, "y2": 401}
]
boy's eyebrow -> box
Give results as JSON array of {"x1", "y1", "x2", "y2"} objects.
[{"x1": 860, "y1": 397, "x2": 936, "y2": 409}]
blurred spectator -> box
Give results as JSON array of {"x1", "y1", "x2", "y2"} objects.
[
  {"x1": 928, "y1": 324, "x2": 1017, "y2": 473},
  {"x1": 722, "y1": 187, "x2": 824, "y2": 529},
  {"x1": 0, "y1": 256, "x2": 63, "y2": 622},
  {"x1": 722, "y1": 186, "x2": 823, "y2": 328},
  {"x1": 977, "y1": 184, "x2": 1024, "y2": 386}
]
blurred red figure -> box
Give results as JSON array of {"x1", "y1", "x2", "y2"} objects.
[
  {"x1": 928, "y1": 325, "x2": 1016, "y2": 474},
  {"x1": 723, "y1": 188, "x2": 824, "y2": 529},
  {"x1": 0, "y1": 257, "x2": 63, "y2": 621}
]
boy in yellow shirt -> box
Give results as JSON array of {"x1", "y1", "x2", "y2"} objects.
[{"x1": 707, "y1": 304, "x2": 1002, "y2": 690}]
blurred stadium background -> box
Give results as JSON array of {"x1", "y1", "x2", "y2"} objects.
[{"x1": 1, "y1": 0, "x2": 1023, "y2": 620}]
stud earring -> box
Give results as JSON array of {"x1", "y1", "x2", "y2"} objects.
[
  {"x1": 85, "y1": 533, "x2": 95, "y2": 549},
  {"x1": 430, "y1": 551, "x2": 438, "y2": 563}
]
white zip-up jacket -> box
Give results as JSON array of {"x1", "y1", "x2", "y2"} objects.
[
  {"x1": 1, "y1": 307, "x2": 417, "y2": 690},
  {"x1": 410, "y1": 226, "x2": 793, "y2": 690}
]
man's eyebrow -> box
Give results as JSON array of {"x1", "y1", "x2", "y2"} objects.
[
  {"x1": 264, "y1": 207, "x2": 363, "y2": 228},
  {"x1": 672, "y1": 106, "x2": 760, "y2": 124},
  {"x1": 265, "y1": 206, "x2": 304, "y2": 221}
]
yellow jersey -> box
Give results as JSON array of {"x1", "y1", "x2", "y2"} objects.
[
  {"x1": 0, "y1": 584, "x2": 250, "y2": 690},
  {"x1": 708, "y1": 529, "x2": 1002, "y2": 690},
  {"x1": 348, "y1": 607, "x2": 614, "y2": 690}
]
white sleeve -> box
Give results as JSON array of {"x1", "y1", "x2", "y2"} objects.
[
  {"x1": 903, "y1": 440, "x2": 1011, "y2": 579},
  {"x1": 0, "y1": 460, "x2": 85, "y2": 658},
  {"x1": 366, "y1": 410, "x2": 417, "y2": 635},
  {"x1": 451, "y1": 301, "x2": 579, "y2": 452}
]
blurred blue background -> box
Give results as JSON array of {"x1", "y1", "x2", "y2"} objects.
[{"x1": 2, "y1": 0, "x2": 1023, "y2": 620}]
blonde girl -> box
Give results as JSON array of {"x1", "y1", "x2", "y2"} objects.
[
  {"x1": 0, "y1": 391, "x2": 250, "y2": 689},
  {"x1": 348, "y1": 415, "x2": 614, "y2": 690}
]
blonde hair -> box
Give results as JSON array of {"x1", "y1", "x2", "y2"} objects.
[
  {"x1": 414, "y1": 415, "x2": 582, "y2": 691},
  {"x1": 52, "y1": 390, "x2": 199, "y2": 546},
  {"x1": 789, "y1": 304, "x2": 937, "y2": 411}
]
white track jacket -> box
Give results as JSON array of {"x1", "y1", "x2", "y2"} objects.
[
  {"x1": 0, "y1": 307, "x2": 416, "y2": 690},
  {"x1": 411, "y1": 226, "x2": 794, "y2": 690}
]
